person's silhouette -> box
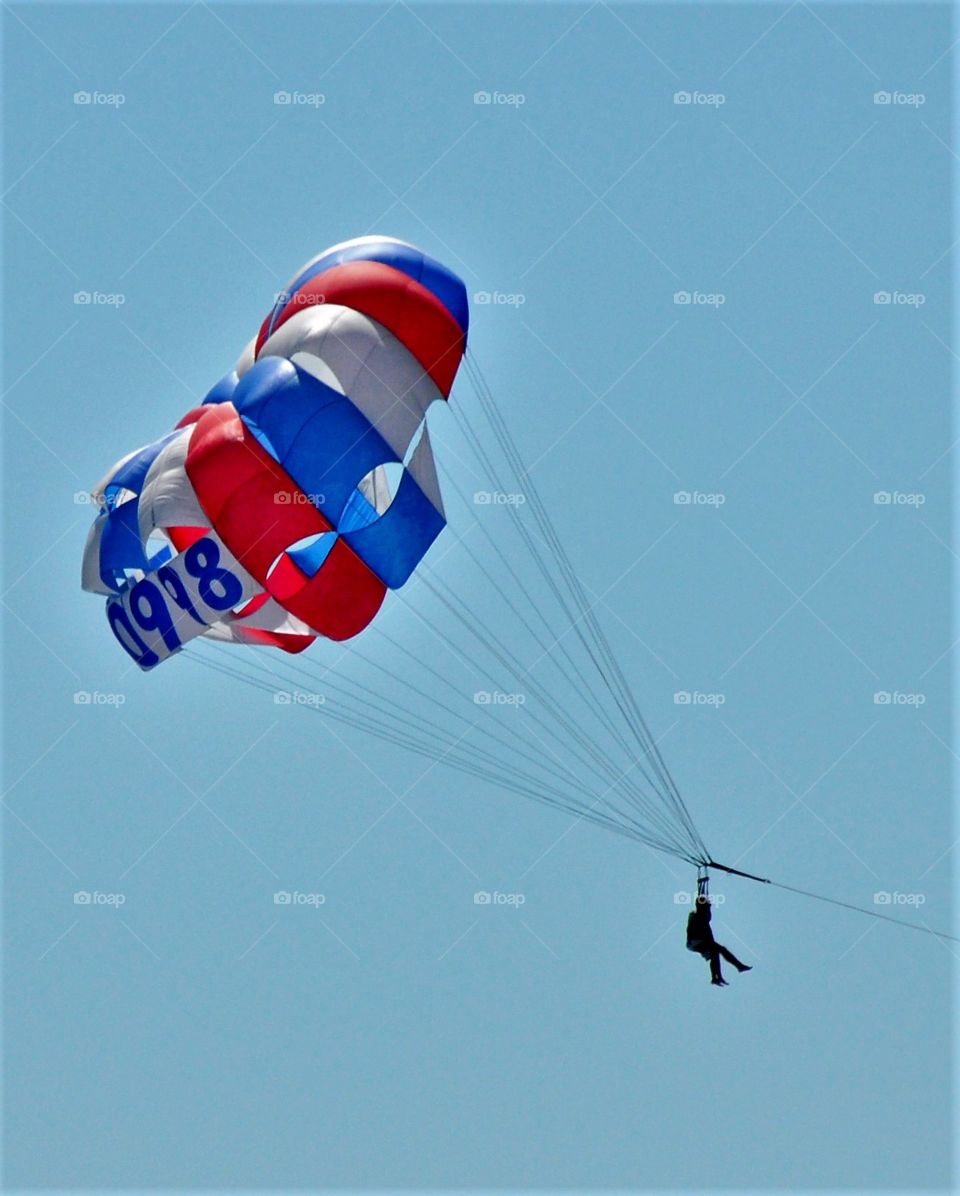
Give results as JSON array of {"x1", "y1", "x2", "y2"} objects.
[{"x1": 686, "y1": 877, "x2": 752, "y2": 986}]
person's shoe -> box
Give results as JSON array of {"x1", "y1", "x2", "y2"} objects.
[
  {"x1": 711, "y1": 978, "x2": 728, "y2": 986},
  {"x1": 737, "y1": 964, "x2": 752, "y2": 973}
]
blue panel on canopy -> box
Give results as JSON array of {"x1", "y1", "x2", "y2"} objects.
[
  {"x1": 342, "y1": 469, "x2": 445, "y2": 589},
  {"x1": 98, "y1": 431, "x2": 180, "y2": 590},
  {"x1": 278, "y1": 397, "x2": 397, "y2": 524},
  {"x1": 339, "y1": 487, "x2": 380, "y2": 534},
  {"x1": 287, "y1": 532, "x2": 337, "y2": 577},
  {"x1": 230, "y1": 362, "x2": 394, "y2": 523},
  {"x1": 202, "y1": 369, "x2": 240, "y2": 406},
  {"x1": 218, "y1": 353, "x2": 442, "y2": 588},
  {"x1": 233, "y1": 358, "x2": 342, "y2": 463}
]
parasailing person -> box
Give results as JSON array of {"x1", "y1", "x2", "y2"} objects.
[{"x1": 686, "y1": 872, "x2": 752, "y2": 986}]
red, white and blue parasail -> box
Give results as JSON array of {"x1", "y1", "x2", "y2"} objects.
[
  {"x1": 81, "y1": 236, "x2": 469, "y2": 669},
  {"x1": 80, "y1": 235, "x2": 959, "y2": 947},
  {"x1": 78, "y1": 235, "x2": 716, "y2": 873}
]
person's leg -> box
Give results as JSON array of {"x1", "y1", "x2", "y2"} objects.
[
  {"x1": 717, "y1": 944, "x2": 751, "y2": 972},
  {"x1": 709, "y1": 947, "x2": 725, "y2": 984}
]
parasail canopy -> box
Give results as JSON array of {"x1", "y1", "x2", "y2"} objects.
[{"x1": 81, "y1": 236, "x2": 711, "y2": 869}]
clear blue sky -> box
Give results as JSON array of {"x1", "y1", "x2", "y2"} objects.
[{"x1": 2, "y1": 1, "x2": 956, "y2": 1191}]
